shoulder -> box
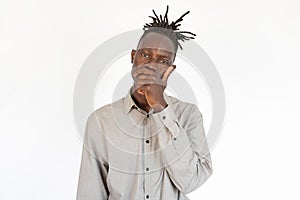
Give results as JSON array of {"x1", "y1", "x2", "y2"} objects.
[
  {"x1": 87, "y1": 96, "x2": 125, "y2": 122},
  {"x1": 166, "y1": 95, "x2": 203, "y2": 130},
  {"x1": 167, "y1": 95, "x2": 202, "y2": 117}
]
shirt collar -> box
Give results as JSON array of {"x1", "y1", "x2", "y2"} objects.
[{"x1": 123, "y1": 87, "x2": 172, "y2": 115}]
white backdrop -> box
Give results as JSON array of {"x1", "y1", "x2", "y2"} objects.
[{"x1": 1, "y1": 0, "x2": 299, "y2": 199}]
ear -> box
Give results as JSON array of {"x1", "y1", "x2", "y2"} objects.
[{"x1": 131, "y1": 49, "x2": 136, "y2": 63}]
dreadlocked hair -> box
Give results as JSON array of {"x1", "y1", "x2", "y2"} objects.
[{"x1": 141, "y1": 5, "x2": 196, "y2": 51}]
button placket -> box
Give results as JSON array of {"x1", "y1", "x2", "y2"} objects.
[{"x1": 144, "y1": 114, "x2": 151, "y2": 200}]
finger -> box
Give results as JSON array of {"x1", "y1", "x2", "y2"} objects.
[
  {"x1": 135, "y1": 80, "x2": 157, "y2": 87},
  {"x1": 136, "y1": 74, "x2": 157, "y2": 81},
  {"x1": 132, "y1": 65, "x2": 154, "y2": 73},
  {"x1": 144, "y1": 65, "x2": 156, "y2": 72},
  {"x1": 132, "y1": 84, "x2": 151, "y2": 96},
  {"x1": 135, "y1": 74, "x2": 164, "y2": 87},
  {"x1": 132, "y1": 65, "x2": 158, "y2": 76},
  {"x1": 132, "y1": 68, "x2": 155, "y2": 77},
  {"x1": 161, "y1": 65, "x2": 176, "y2": 84},
  {"x1": 132, "y1": 83, "x2": 146, "y2": 95}
]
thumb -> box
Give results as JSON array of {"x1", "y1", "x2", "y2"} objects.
[{"x1": 162, "y1": 65, "x2": 176, "y2": 84}]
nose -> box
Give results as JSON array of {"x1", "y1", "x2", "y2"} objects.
[
  {"x1": 144, "y1": 64, "x2": 157, "y2": 72},
  {"x1": 144, "y1": 57, "x2": 165, "y2": 71}
]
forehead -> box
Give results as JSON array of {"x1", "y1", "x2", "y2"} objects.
[{"x1": 137, "y1": 32, "x2": 176, "y2": 54}]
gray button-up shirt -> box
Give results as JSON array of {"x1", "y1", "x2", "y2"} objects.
[{"x1": 76, "y1": 89, "x2": 212, "y2": 200}]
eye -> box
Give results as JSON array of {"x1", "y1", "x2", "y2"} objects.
[
  {"x1": 160, "y1": 59, "x2": 170, "y2": 65},
  {"x1": 141, "y1": 52, "x2": 150, "y2": 59}
]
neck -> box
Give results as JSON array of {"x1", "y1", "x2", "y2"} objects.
[{"x1": 130, "y1": 86, "x2": 151, "y2": 113}]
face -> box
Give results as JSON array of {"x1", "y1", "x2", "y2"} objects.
[{"x1": 131, "y1": 32, "x2": 176, "y2": 76}]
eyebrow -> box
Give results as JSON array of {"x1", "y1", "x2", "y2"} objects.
[{"x1": 140, "y1": 48, "x2": 174, "y2": 59}]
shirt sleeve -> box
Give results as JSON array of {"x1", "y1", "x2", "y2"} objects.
[
  {"x1": 152, "y1": 103, "x2": 213, "y2": 194},
  {"x1": 76, "y1": 113, "x2": 109, "y2": 200}
]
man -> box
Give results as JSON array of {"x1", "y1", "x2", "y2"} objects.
[{"x1": 76, "y1": 6, "x2": 212, "y2": 200}]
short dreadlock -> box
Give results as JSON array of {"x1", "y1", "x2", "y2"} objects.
[{"x1": 138, "y1": 5, "x2": 196, "y2": 53}]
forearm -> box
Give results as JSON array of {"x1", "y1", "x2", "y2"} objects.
[
  {"x1": 158, "y1": 127, "x2": 212, "y2": 194},
  {"x1": 153, "y1": 104, "x2": 213, "y2": 194}
]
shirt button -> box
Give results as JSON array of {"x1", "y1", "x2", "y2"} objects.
[
  {"x1": 145, "y1": 139, "x2": 150, "y2": 144},
  {"x1": 173, "y1": 137, "x2": 177, "y2": 141},
  {"x1": 162, "y1": 116, "x2": 166, "y2": 120},
  {"x1": 146, "y1": 167, "x2": 149, "y2": 171},
  {"x1": 146, "y1": 194, "x2": 149, "y2": 199}
]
